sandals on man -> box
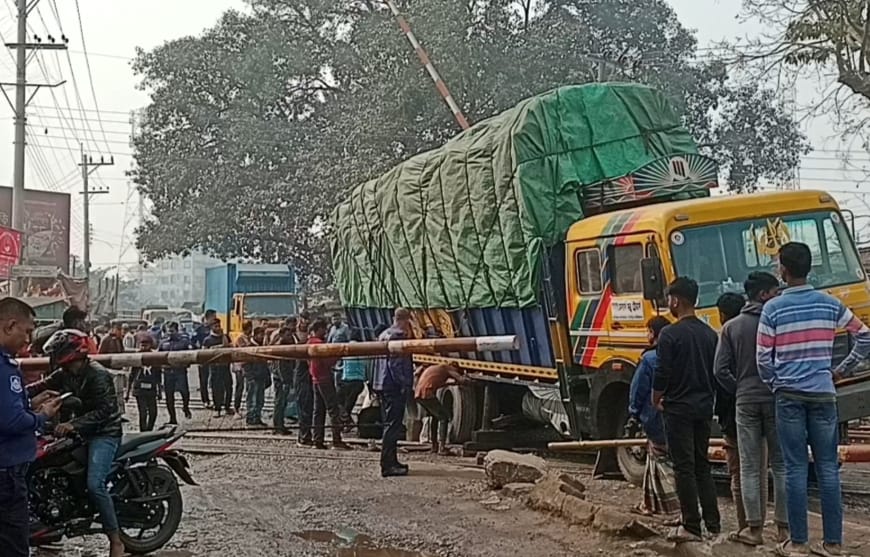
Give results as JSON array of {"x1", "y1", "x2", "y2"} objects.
[
  {"x1": 776, "y1": 540, "x2": 811, "y2": 556},
  {"x1": 666, "y1": 526, "x2": 701, "y2": 543},
  {"x1": 728, "y1": 528, "x2": 763, "y2": 547},
  {"x1": 810, "y1": 542, "x2": 843, "y2": 557}
]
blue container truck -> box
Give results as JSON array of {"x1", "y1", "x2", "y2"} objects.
[{"x1": 203, "y1": 263, "x2": 297, "y2": 341}]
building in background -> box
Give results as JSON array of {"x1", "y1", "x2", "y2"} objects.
[{"x1": 138, "y1": 251, "x2": 222, "y2": 308}]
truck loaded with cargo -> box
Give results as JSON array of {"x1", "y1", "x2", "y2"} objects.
[
  {"x1": 331, "y1": 83, "x2": 870, "y2": 482},
  {"x1": 203, "y1": 263, "x2": 298, "y2": 341}
]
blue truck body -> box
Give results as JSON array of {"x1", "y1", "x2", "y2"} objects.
[{"x1": 204, "y1": 263, "x2": 296, "y2": 317}]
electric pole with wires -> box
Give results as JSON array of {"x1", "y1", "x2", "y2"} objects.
[
  {"x1": 1, "y1": 0, "x2": 67, "y2": 235},
  {"x1": 79, "y1": 144, "x2": 112, "y2": 280}
]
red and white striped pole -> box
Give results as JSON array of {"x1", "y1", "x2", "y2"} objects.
[{"x1": 382, "y1": 0, "x2": 471, "y2": 131}]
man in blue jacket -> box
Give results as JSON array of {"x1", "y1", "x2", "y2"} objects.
[
  {"x1": 0, "y1": 297, "x2": 62, "y2": 556},
  {"x1": 628, "y1": 316, "x2": 670, "y2": 449},
  {"x1": 159, "y1": 321, "x2": 192, "y2": 424},
  {"x1": 373, "y1": 308, "x2": 415, "y2": 477},
  {"x1": 148, "y1": 317, "x2": 165, "y2": 345}
]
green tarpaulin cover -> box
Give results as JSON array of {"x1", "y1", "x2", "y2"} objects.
[{"x1": 332, "y1": 83, "x2": 700, "y2": 309}]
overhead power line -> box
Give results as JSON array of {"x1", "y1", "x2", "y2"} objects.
[
  {"x1": 31, "y1": 103, "x2": 133, "y2": 115},
  {"x1": 29, "y1": 112, "x2": 136, "y2": 125},
  {"x1": 72, "y1": 0, "x2": 110, "y2": 153}
]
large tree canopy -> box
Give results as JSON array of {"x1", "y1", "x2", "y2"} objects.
[
  {"x1": 133, "y1": 0, "x2": 809, "y2": 284},
  {"x1": 742, "y1": 0, "x2": 870, "y2": 101}
]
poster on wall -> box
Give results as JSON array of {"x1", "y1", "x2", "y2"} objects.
[
  {"x1": 0, "y1": 226, "x2": 21, "y2": 277},
  {"x1": 0, "y1": 187, "x2": 71, "y2": 273}
]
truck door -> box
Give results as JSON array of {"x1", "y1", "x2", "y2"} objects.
[
  {"x1": 568, "y1": 233, "x2": 659, "y2": 369},
  {"x1": 604, "y1": 235, "x2": 653, "y2": 348},
  {"x1": 566, "y1": 239, "x2": 605, "y2": 369}
]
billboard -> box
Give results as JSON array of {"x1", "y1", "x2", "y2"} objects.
[{"x1": 0, "y1": 187, "x2": 71, "y2": 272}]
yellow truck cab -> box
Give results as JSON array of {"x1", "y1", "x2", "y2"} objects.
[
  {"x1": 562, "y1": 190, "x2": 870, "y2": 479},
  {"x1": 566, "y1": 190, "x2": 870, "y2": 365}
]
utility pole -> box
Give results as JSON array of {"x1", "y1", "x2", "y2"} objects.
[
  {"x1": 79, "y1": 144, "x2": 113, "y2": 280},
  {"x1": 131, "y1": 110, "x2": 144, "y2": 285},
  {"x1": 11, "y1": 0, "x2": 27, "y2": 234},
  {"x1": 1, "y1": 0, "x2": 67, "y2": 234}
]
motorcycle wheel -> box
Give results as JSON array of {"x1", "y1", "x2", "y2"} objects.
[{"x1": 116, "y1": 466, "x2": 184, "y2": 555}]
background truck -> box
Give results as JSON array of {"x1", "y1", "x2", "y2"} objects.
[
  {"x1": 204, "y1": 263, "x2": 298, "y2": 341},
  {"x1": 331, "y1": 82, "x2": 870, "y2": 483}
]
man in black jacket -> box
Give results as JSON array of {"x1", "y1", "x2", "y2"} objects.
[
  {"x1": 40, "y1": 329, "x2": 124, "y2": 557},
  {"x1": 272, "y1": 319, "x2": 298, "y2": 434},
  {"x1": 293, "y1": 313, "x2": 314, "y2": 445},
  {"x1": 653, "y1": 277, "x2": 721, "y2": 542},
  {"x1": 202, "y1": 319, "x2": 232, "y2": 417},
  {"x1": 125, "y1": 335, "x2": 161, "y2": 431},
  {"x1": 243, "y1": 327, "x2": 270, "y2": 427},
  {"x1": 193, "y1": 309, "x2": 217, "y2": 408}
]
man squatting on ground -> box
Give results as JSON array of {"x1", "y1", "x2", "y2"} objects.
[{"x1": 414, "y1": 363, "x2": 470, "y2": 454}]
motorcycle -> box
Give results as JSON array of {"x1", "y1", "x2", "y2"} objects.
[{"x1": 28, "y1": 413, "x2": 196, "y2": 555}]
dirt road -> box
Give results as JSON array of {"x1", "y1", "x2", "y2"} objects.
[
  {"x1": 56, "y1": 429, "x2": 870, "y2": 557},
  {"x1": 63, "y1": 441, "x2": 626, "y2": 557},
  {"x1": 54, "y1": 376, "x2": 870, "y2": 556}
]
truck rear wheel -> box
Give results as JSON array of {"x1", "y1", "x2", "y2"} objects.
[{"x1": 438, "y1": 385, "x2": 478, "y2": 444}]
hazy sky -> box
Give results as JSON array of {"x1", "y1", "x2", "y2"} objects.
[{"x1": 0, "y1": 0, "x2": 864, "y2": 275}]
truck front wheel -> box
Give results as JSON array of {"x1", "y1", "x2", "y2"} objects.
[
  {"x1": 615, "y1": 406, "x2": 647, "y2": 487},
  {"x1": 598, "y1": 385, "x2": 645, "y2": 486}
]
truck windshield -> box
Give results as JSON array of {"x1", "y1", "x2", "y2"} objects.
[
  {"x1": 244, "y1": 295, "x2": 297, "y2": 318},
  {"x1": 670, "y1": 210, "x2": 864, "y2": 308}
]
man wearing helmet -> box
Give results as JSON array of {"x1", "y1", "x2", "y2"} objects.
[{"x1": 39, "y1": 329, "x2": 124, "y2": 557}]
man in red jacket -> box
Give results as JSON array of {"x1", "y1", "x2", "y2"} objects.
[{"x1": 308, "y1": 319, "x2": 351, "y2": 450}]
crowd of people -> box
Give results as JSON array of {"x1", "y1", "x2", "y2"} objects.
[
  {"x1": 629, "y1": 242, "x2": 870, "y2": 556},
  {"x1": 119, "y1": 307, "x2": 465, "y2": 477},
  {"x1": 0, "y1": 299, "x2": 469, "y2": 556},
  {"x1": 5, "y1": 239, "x2": 866, "y2": 556}
]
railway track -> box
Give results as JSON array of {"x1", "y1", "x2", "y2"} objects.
[
  {"x1": 175, "y1": 430, "x2": 592, "y2": 475},
  {"x1": 174, "y1": 429, "x2": 870, "y2": 503}
]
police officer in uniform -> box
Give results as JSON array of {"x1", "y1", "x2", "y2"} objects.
[
  {"x1": 158, "y1": 321, "x2": 193, "y2": 425},
  {"x1": 0, "y1": 297, "x2": 62, "y2": 556}
]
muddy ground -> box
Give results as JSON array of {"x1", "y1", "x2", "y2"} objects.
[{"x1": 54, "y1": 375, "x2": 870, "y2": 557}]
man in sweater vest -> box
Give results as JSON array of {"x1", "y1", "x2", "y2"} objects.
[{"x1": 758, "y1": 242, "x2": 870, "y2": 557}]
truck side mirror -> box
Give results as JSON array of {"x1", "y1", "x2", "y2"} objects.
[{"x1": 641, "y1": 257, "x2": 665, "y2": 301}]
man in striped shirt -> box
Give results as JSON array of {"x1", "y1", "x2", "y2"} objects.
[{"x1": 757, "y1": 242, "x2": 870, "y2": 557}]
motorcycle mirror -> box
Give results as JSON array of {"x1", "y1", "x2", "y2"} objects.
[{"x1": 62, "y1": 396, "x2": 83, "y2": 411}]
